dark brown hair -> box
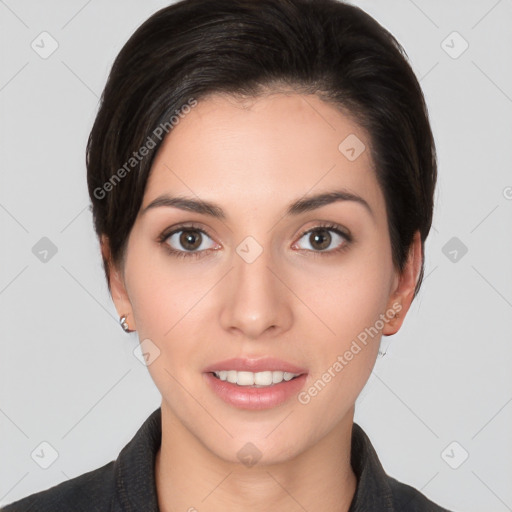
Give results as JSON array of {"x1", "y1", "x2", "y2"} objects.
[{"x1": 86, "y1": 0, "x2": 437, "y2": 300}]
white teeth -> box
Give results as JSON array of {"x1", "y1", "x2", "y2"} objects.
[
  {"x1": 212, "y1": 370, "x2": 301, "y2": 386},
  {"x1": 272, "y1": 371, "x2": 284, "y2": 383},
  {"x1": 237, "y1": 371, "x2": 255, "y2": 386}
]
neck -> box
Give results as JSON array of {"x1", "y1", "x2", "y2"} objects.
[{"x1": 155, "y1": 403, "x2": 357, "y2": 512}]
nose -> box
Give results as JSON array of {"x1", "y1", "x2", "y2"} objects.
[{"x1": 219, "y1": 243, "x2": 293, "y2": 340}]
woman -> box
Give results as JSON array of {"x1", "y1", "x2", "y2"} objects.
[{"x1": 2, "y1": 0, "x2": 453, "y2": 510}]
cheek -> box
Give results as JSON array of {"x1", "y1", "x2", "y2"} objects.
[
  {"x1": 297, "y1": 248, "x2": 391, "y2": 392},
  {"x1": 297, "y1": 272, "x2": 385, "y2": 426},
  {"x1": 306, "y1": 251, "x2": 392, "y2": 338},
  {"x1": 124, "y1": 242, "x2": 208, "y2": 339},
  {"x1": 125, "y1": 251, "x2": 211, "y2": 395}
]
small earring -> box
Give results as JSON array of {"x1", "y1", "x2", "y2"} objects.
[{"x1": 120, "y1": 315, "x2": 131, "y2": 333}]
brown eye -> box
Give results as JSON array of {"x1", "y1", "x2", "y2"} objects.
[
  {"x1": 178, "y1": 230, "x2": 202, "y2": 251},
  {"x1": 308, "y1": 228, "x2": 331, "y2": 251},
  {"x1": 294, "y1": 224, "x2": 351, "y2": 254},
  {"x1": 163, "y1": 227, "x2": 217, "y2": 255}
]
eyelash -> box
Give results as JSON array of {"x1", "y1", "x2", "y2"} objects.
[{"x1": 157, "y1": 222, "x2": 353, "y2": 260}]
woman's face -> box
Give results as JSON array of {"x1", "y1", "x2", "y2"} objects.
[{"x1": 107, "y1": 91, "x2": 419, "y2": 464}]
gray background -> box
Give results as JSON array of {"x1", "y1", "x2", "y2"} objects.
[{"x1": 1, "y1": 1, "x2": 511, "y2": 510}]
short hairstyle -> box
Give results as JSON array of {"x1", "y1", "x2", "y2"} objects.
[{"x1": 86, "y1": 0, "x2": 437, "y2": 301}]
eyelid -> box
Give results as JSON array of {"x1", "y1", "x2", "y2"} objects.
[
  {"x1": 295, "y1": 221, "x2": 351, "y2": 241},
  {"x1": 158, "y1": 222, "x2": 216, "y2": 241},
  {"x1": 291, "y1": 222, "x2": 352, "y2": 252},
  {"x1": 157, "y1": 222, "x2": 220, "y2": 261}
]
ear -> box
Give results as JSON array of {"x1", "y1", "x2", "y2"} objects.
[
  {"x1": 100, "y1": 234, "x2": 137, "y2": 332},
  {"x1": 382, "y1": 230, "x2": 422, "y2": 336}
]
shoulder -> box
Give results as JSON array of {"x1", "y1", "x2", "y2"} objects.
[
  {"x1": 387, "y1": 475, "x2": 453, "y2": 512},
  {"x1": 350, "y1": 422, "x2": 454, "y2": 512},
  {"x1": 2, "y1": 408, "x2": 162, "y2": 512},
  {"x1": 1, "y1": 461, "x2": 115, "y2": 512}
]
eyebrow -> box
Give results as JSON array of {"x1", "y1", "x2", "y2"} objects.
[{"x1": 141, "y1": 189, "x2": 374, "y2": 220}]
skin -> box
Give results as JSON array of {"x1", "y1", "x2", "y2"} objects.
[{"x1": 102, "y1": 91, "x2": 422, "y2": 512}]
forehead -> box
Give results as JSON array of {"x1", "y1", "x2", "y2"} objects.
[{"x1": 142, "y1": 92, "x2": 386, "y2": 222}]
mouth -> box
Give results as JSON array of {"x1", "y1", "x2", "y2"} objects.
[
  {"x1": 209, "y1": 370, "x2": 303, "y2": 388},
  {"x1": 202, "y1": 357, "x2": 308, "y2": 410}
]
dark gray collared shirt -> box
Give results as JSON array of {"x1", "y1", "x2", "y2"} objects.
[{"x1": 1, "y1": 408, "x2": 453, "y2": 511}]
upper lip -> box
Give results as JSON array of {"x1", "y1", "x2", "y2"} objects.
[{"x1": 203, "y1": 357, "x2": 308, "y2": 374}]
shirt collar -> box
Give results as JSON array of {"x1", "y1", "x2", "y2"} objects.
[
  {"x1": 113, "y1": 407, "x2": 161, "y2": 511},
  {"x1": 348, "y1": 422, "x2": 395, "y2": 511},
  {"x1": 112, "y1": 407, "x2": 395, "y2": 512}
]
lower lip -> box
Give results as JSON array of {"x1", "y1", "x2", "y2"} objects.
[{"x1": 203, "y1": 372, "x2": 308, "y2": 410}]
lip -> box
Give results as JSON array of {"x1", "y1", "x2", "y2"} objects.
[
  {"x1": 204, "y1": 372, "x2": 308, "y2": 410},
  {"x1": 203, "y1": 357, "x2": 308, "y2": 374}
]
